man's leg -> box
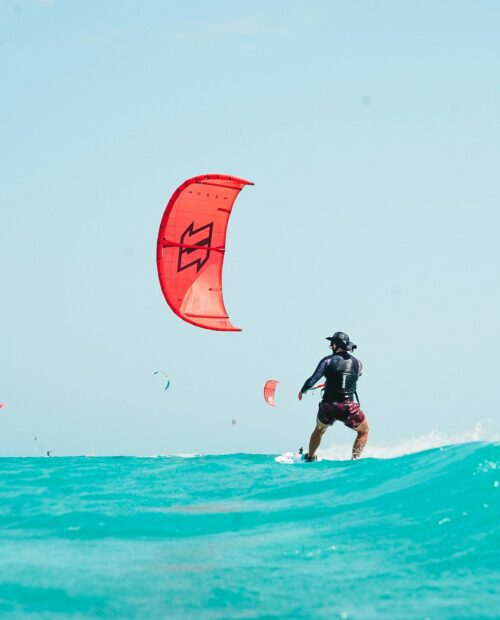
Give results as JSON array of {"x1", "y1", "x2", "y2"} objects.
[
  {"x1": 352, "y1": 419, "x2": 369, "y2": 459},
  {"x1": 308, "y1": 420, "x2": 329, "y2": 459}
]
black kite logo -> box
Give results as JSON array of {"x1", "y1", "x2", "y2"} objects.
[{"x1": 177, "y1": 221, "x2": 214, "y2": 273}]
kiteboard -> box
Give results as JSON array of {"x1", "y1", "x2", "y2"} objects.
[{"x1": 275, "y1": 450, "x2": 323, "y2": 464}]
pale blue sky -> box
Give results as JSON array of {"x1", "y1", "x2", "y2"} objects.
[{"x1": 1, "y1": 0, "x2": 499, "y2": 455}]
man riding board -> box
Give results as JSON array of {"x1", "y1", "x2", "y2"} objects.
[{"x1": 298, "y1": 331, "x2": 369, "y2": 461}]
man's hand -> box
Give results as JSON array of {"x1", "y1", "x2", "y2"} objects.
[{"x1": 298, "y1": 391, "x2": 303, "y2": 401}]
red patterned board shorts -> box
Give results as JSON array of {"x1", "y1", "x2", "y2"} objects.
[{"x1": 317, "y1": 400, "x2": 365, "y2": 429}]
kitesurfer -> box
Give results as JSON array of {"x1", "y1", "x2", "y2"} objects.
[{"x1": 298, "y1": 332, "x2": 369, "y2": 461}]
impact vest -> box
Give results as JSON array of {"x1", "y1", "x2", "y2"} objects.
[{"x1": 322, "y1": 352, "x2": 361, "y2": 401}]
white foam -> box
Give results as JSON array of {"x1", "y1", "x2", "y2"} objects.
[
  {"x1": 148, "y1": 453, "x2": 202, "y2": 459},
  {"x1": 320, "y1": 421, "x2": 498, "y2": 461}
]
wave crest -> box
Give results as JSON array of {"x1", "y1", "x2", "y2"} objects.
[{"x1": 321, "y1": 420, "x2": 497, "y2": 460}]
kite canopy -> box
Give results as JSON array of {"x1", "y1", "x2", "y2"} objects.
[
  {"x1": 264, "y1": 380, "x2": 279, "y2": 407},
  {"x1": 156, "y1": 174, "x2": 253, "y2": 331},
  {"x1": 154, "y1": 371, "x2": 170, "y2": 391}
]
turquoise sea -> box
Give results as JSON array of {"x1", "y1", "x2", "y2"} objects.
[{"x1": 0, "y1": 442, "x2": 498, "y2": 619}]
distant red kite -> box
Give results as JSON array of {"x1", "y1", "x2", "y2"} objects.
[{"x1": 264, "y1": 380, "x2": 279, "y2": 407}]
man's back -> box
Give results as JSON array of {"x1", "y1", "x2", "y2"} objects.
[{"x1": 322, "y1": 352, "x2": 362, "y2": 401}]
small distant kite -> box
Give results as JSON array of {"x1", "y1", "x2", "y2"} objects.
[
  {"x1": 0, "y1": 403, "x2": 6, "y2": 409},
  {"x1": 154, "y1": 371, "x2": 170, "y2": 391},
  {"x1": 231, "y1": 419, "x2": 237, "y2": 425},
  {"x1": 264, "y1": 380, "x2": 279, "y2": 407}
]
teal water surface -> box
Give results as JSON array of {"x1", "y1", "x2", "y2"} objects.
[{"x1": 0, "y1": 442, "x2": 498, "y2": 619}]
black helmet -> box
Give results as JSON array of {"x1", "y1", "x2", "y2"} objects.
[{"x1": 326, "y1": 331, "x2": 357, "y2": 351}]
